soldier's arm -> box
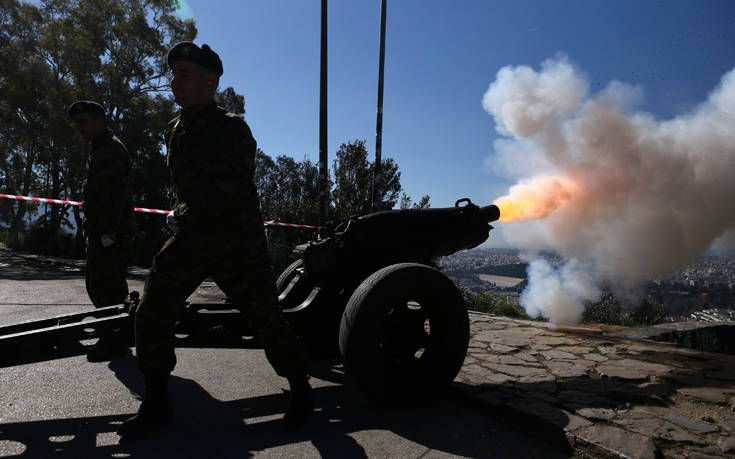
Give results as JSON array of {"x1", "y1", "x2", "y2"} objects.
[
  {"x1": 163, "y1": 122, "x2": 180, "y2": 213},
  {"x1": 93, "y1": 141, "x2": 131, "y2": 236},
  {"x1": 211, "y1": 116, "x2": 257, "y2": 202},
  {"x1": 192, "y1": 116, "x2": 256, "y2": 226}
]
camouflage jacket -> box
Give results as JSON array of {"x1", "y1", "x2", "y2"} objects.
[
  {"x1": 164, "y1": 101, "x2": 262, "y2": 237},
  {"x1": 82, "y1": 129, "x2": 136, "y2": 238}
]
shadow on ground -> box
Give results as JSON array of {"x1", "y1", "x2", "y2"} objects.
[
  {"x1": 0, "y1": 249, "x2": 148, "y2": 281},
  {"x1": 0, "y1": 353, "x2": 572, "y2": 458},
  {"x1": 8, "y1": 348, "x2": 730, "y2": 457},
  {"x1": 0, "y1": 254, "x2": 84, "y2": 281}
]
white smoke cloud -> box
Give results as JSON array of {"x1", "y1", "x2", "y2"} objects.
[
  {"x1": 521, "y1": 259, "x2": 601, "y2": 325},
  {"x1": 482, "y1": 54, "x2": 589, "y2": 139},
  {"x1": 484, "y1": 55, "x2": 735, "y2": 324},
  {"x1": 711, "y1": 229, "x2": 735, "y2": 255}
]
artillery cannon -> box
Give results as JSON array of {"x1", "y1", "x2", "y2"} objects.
[
  {"x1": 280, "y1": 198, "x2": 500, "y2": 399},
  {"x1": 0, "y1": 198, "x2": 500, "y2": 400}
]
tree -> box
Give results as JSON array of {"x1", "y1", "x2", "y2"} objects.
[
  {"x1": 0, "y1": 0, "x2": 59, "y2": 249},
  {"x1": 332, "y1": 139, "x2": 402, "y2": 219},
  {"x1": 461, "y1": 289, "x2": 530, "y2": 319},
  {"x1": 630, "y1": 298, "x2": 665, "y2": 325},
  {"x1": 252, "y1": 139, "x2": 432, "y2": 272},
  {"x1": 582, "y1": 291, "x2": 625, "y2": 325},
  {"x1": 254, "y1": 150, "x2": 322, "y2": 272},
  {"x1": 254, "y1": 148, "x2": 278, "y2": 219},
  {"x1": 256, "y1": 138, "x2": 428, "y2": 226},
  {"x1": 215, "y1": 87, "x2": 245, "y2": 115},
  {"x1": 399, "y1": 192, "x2": 431, "y2": 210}
]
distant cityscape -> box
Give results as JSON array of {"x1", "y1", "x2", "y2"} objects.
[{"x1": 440, "y1": 248, "x2": 735, "y2": 322}]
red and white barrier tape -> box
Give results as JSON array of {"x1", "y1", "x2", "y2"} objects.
[
  {"x1": 0, "y1": 193, "x2": 320, "y2": 230},
  {"x1": 263, "y1": 220, "x2": 319, "y2": 229},
  {"x1": 0, "y1": 194, "x2": 79, "y2": 207},
  {"x1": 134, "y1": 207, "x2": 171, "y2": 215}
]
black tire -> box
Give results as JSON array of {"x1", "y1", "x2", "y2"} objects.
[{"x1": 339, "y1": 263, "x2": 469, "y2": 401}]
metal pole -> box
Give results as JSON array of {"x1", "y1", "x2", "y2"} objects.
[
  {"x1": 372, "y1": 0, "x2": 387, "y2": 211},
  {"x1": 318, "y1": 0, "x2": 329, "y2": 227}
]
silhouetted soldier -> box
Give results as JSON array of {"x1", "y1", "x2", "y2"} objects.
[
  {"x1": 68, "y1": 101, "x2": 135, "y2": 361},
  {"x1": 117, "y1": 42, "x2": 312, "y2": 439}
]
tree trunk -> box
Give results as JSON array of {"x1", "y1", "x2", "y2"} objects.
[
  {"x1": 47, "y1": 155, "x2": 62, "y2": 255},
  {"x1": 9, "y1": 149, "x2": 37, "y2": 250},
  {"x1": 9, "y1": 204, "x2": 25, "y2": 250}
]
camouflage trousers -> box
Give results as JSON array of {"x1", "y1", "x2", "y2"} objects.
[
  {"x1": 135, "y1": 229, "x2": 306, "y2": 378},
  {"x1": 85, "y1": 234, "x2": 132, "y2": 307}
]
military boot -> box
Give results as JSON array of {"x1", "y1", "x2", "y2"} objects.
[
  {"x1": 281, "y1": 374, "x2": 314, "y2": 430},
  {"x1": 87, "y1": 292, "x2": 138, "y2": 362},
  {"x1": 117, "y1": 371, "x2": 173, "y2": 440}
]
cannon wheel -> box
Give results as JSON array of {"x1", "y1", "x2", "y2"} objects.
[{"x1": 339, "y1": 263, "x2": 469, "y2": 401}]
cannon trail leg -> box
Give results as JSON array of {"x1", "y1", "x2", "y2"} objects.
[{"x1": 0, "y1": 306, "x2": 132, "y2": 368}]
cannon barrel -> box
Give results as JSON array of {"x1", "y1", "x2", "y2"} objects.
[
  {"x1": 301, "y1": 198, "x2": 500, "y2": 279},
  {"x1": 479, "y1": 203, "x2": 501, "y2": 223}
]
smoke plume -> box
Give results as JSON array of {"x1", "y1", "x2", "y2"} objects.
[{"x1": 483, "y1": 55, "x2": 735, "y2": 324}]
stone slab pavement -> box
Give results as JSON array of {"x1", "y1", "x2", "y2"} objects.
[{"x1": 457, "y1": 313, "x2": 735, "y2": 458}]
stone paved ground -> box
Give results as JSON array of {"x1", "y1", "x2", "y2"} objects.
[{"x1": 457, "y1": 313, "x2": 735, "y2": 458}]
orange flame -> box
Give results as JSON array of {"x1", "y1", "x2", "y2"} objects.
[{"x1": 494, "y1": 176, "x2": 581, "y2": 223}]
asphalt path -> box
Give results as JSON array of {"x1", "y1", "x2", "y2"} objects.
[{"x1": 0, "y1": 251, "x2": 571, "y2": 458}]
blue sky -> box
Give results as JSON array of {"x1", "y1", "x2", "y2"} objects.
[{"x1": 182, "y1": 0, "x2": 734, "y2": 244}]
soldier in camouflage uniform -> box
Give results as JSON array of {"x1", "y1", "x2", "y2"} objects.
[
  {"x1": 117, "y1": 42, "x2": 312, "y2": 439},
  {"x1": 68, "y1": 101, "x2": 136, "y2": 361}
]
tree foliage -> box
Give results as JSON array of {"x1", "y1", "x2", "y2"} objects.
[
  {"x1": 400, "y1": 192, "x2": 431, "y2": 210},
  {"x1": 254, "y1": 150, "x2": 322, "y2": 272},
  {"x1": 254, "y1": 139, "x2": 430, "y2": 272},
  {"x1": 581, "y1": 291, "x2": 665, "y2": 326},
  {"x1": 331, "y1": 139, "x2": 401, "y2": 219},
  {"x1": 461, "y1": 289, "x2": 531, "y2": 319},
  {"x1": 582, "y1": 291, "x2": 625, "y2": 325},
  {"x1": 256, "y1": 138, "x2": 426, "y2": 228},
  {"x1": 255, "y1": 151, "x2": 321, "y2": 226},
  {"x1": 215, "y1": 87, "x2": 245, "y2": 115}
]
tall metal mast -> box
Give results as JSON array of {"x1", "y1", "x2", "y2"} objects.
[
  {"x1": 371, "y1": 0, "x2": 387, "y2": 211},
  {"x1": 318, "y1": 0, "x2": 329, "y2": 227}
]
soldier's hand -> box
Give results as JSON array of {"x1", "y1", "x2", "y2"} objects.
[
  {"x1": 101, "y1": 234, "x2": 115, "y2": 247},
  {"x1": 166, "y1": 212, "x2": 178, "y2": 233}
]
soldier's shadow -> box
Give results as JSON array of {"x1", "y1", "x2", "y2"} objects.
[
  {"x1": 0, "y1": 352, "x2": 570, "y2": 458},
  {"x1": 0, "y1": 261, "x2": 84, "y2": 281}
]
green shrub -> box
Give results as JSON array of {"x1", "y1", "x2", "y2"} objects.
[
  {"x1": 582, "y1": 291, "x2": 665, "y2": 326},
  {"x1": 582, "y1": 291, "x2": 625, "y2": 325},
  {"x1": 630, "y1": 299, "x2": 665, "y2": 325},
  {"x1": 462, "y1": 289, "x2": 531, "y2": 320}
]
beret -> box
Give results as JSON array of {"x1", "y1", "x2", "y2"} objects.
[
  {"x1": 167, "y1": 42, "x2": 223, "y2": 77},
  {"x1": 67, "y1": 100, "x2": 105, "y2": 119}
]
